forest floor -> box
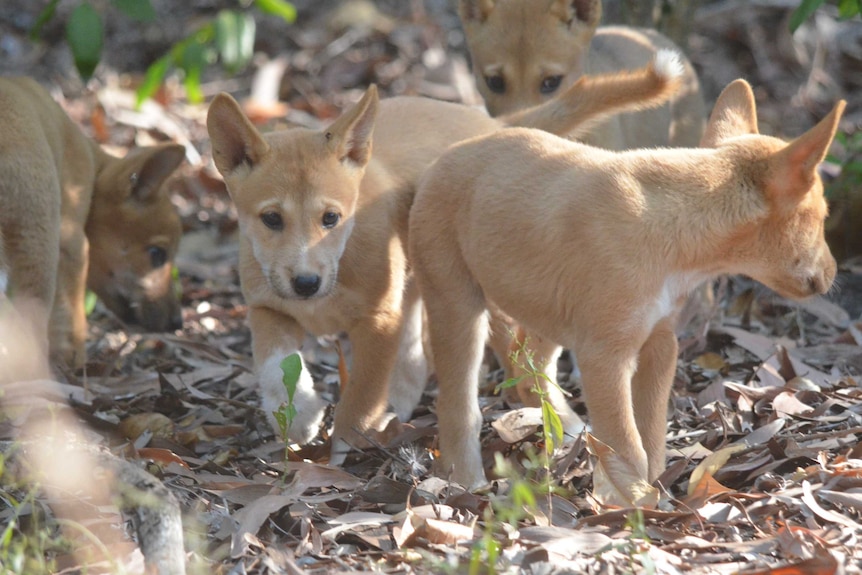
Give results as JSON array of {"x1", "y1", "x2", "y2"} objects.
[{"x1": 2, "y1": 1, "x2": 862, "y2": 573}]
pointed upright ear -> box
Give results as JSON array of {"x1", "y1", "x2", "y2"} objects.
[
  {"x1": 130, "y1": 144, "x2": 185, "y2": 202},
  {"x1": 207, "y1": 92, "x2": 270, "y2": 178},
  {"x1": 459, "y1": 0, "x2": 496, "y2": 22},
  {"x1": 552, "y1": 0, "x2": 601, "y2": 30},
  {"x1": 324, "y1": 85, "x2": 379, "y2": 168},
  {"x1": 767, "y1": 100, "x2": 846, "y2": 202},
  {"x1": 700, "y1": 79, "x2": 759, "y2": 147}
]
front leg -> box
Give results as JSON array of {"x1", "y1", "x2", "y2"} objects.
[
  {"x1": 577, "y1": 343, "x2": 648, "y2": 480},
  {"x1": 52, "y1": 232, "x2": 88, "y2": 367},
  {"x1": 631, "y1": 317, "x2": 678, "y2": 482},
  {"x1": 330, "y1": 311, "x2": 404, "y2": 465},
  {"x1": 249, "y1": 306, "x2": 326, "y2": 445}
]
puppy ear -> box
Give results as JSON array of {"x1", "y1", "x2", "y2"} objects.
[
  {"x1": 459, "y1": 0, "x2": 496, "y2": 22},
  {"x1": 766, "y1": 100, "x2": 845, "y2": 203},
  {"x1": 324, "y1": 85, "x2": 378, "y2": 168},
  {"x1": 700, "y1": 79, "x2": 759, "y2": 147},
  {"x1": 207, "y1": 92, "x2": 270, "y2": 178},
  {"x1": 129, "y1": 144, "x2": 185, "y2": 203},
  {"x1": 553, "y1": 0, "x2": 601, "y2": 30}
]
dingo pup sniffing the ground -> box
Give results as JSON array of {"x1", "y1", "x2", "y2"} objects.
[
  {"x1": 458, "y1": 0, "x2": 705, "y2": 149},
  {"x1": 409, "y1": 79, "x2": 843, "y2": 489},
  {"x1": 206, "y1": 51, "x2": 684, "y2": 461},
  {"x1": 0, "y1": 77, "x2": 185, "y2": 370}
]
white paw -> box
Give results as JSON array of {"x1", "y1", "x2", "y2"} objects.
[{"x1": 258, "y1": 350, "x2": 327, "y2": 445}]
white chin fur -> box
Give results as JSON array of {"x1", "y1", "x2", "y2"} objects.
[{"x1": 259, "y1": 350, "x2": 328, "y2": 444}]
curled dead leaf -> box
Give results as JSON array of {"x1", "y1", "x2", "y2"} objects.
[
  {"x1": 586, "y1": 434, "x2": 659, "y2": 509},
  {"x1": 687, "y1": 444, "x2": 747, "y2": 496},
  {"x1": 119, "y1": 412, "x2": 175, "y2": 442}
]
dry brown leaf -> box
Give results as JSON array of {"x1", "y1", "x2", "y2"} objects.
[
  {"x1": 118, "y1": 412, "x2": 175, "y2": 442},
  {"x1": 394, "y1": 508, "x2": 475, "y2": 548},
  {"x1": 688, "y1": 444, "x2": 747, "y2": 496},
  {"x1": 801, "y1": 480, "x2": 862, "y2": 530},
  {"x1": 587, "y1": 434, "x2": 659, "y2": 509},
  {"x1": 491, "y1": 407, "x2": 543, "y2": 443}
]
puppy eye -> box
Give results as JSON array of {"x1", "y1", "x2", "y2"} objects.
[
  {"x1": 485, "y1": 74, "x2": 506, "y2": 94},
  {"x1": 148, "y1": 246, "x2": 167, "y2": 268},
  {"x1": 540, "y1": 75, "x2": 563, "y2": 94},
  {"x1": 322, "y1": 211, "x2": 340, "y2": 229},
  {"x1": 260, "y1": 211, "x2": 284, "y2": 231}
]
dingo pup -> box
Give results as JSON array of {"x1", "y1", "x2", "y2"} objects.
[
  {"x1": 410, "y1": 79, "x2": 843, "y2": 488},
  {"x1": 206, "y1": 51, "x2": 683, "y2": 460},
  {"x1": 459, "y1": 0, "x2": 705, "y2": 149},
  {"x1": 0, "y1": 77, "x2": 185, "y2": 369}
]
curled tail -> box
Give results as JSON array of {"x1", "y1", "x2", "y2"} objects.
[{"x1": 501, "y1": 49, "x2": 684, "y2": 139}]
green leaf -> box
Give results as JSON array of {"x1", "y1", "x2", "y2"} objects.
[
  {"x1": 789, "y1": 0, "x2": 825, "y2": 32},
  {"x1": 30, "y1": 0, "x2": 61, "y2": 40},
  {"x1": 112, "y1": 0, "x2": 156, "y2": 22},
  {"x1": 255, "y1": 0, "x2": 298, "y2": 23},
  {"x1": 178, "y1": 34, "x2": 211, "y2": 103},
  {"x1": 84, "y1": 290, "x2": 99, "y2": 316},
  {"x1": 215, "y1": 10, "x2": 256, "y2": 75},
  {"x1": 541, "y1": 399, "x2": 564, "y2": 455},
  {"x1": 136, "y1": 55, "x2": 171, "y2": 107},
  {"x1": 280, "y1": 353, "x2": 303, "y2": 403},
  {"x1": 838, "y1": 0, "x2": 862, "y2": 18},
  {"x1": 66, "y1": 2, "x2": 104, "y2": 79}
]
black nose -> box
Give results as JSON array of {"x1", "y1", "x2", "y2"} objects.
[{"x1": 292, "y1": 274, "x2": 321, "y2": 297}]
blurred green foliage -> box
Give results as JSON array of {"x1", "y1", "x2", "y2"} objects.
[
  {"x1": 30, "y1": 0, "x2": 297, "y2": 105},
  {"x1": 790, "y1": 0, "x2": 861, "y2": 31}
]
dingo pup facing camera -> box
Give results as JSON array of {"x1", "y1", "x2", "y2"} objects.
[
  {"x1": 0, "y1": 77, "x2": 185, "y2": 369},
  {"x1": 409, "y1": 79, "x2": 843, "y2": 488},
  {"x1": 458, "y1": 0, "x2": 705, "y2": 149},
  {"x1": 206, "y1": 52, "x2": 683, "y2": 460}
]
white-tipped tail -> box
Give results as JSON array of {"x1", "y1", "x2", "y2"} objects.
[{"x1": 653, "y1": 49, "x2": 684, "y2": 80}]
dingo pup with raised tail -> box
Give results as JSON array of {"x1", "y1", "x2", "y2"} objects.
[{"x1": 410, "y1": 79, "x2": 843, "y2": 488}]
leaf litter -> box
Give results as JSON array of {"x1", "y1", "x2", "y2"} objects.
[{"x1": 1, "y1": 1, "x2": 862, "y2": 573}]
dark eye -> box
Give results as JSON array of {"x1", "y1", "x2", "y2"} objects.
[
  {"x1": 148, "y1": 246, "x2": 167, "y2": 268},
  {"x1": 485, "y1": 74, "x2": 506, "y2": 94},
  {"x1": 540, "y1": 75, "x2": 563, "y2": 94},
  {"x1": 322, "y1": 211, "x2": 340, "y2": 229},
  {"x1": 261, "y1": 211, "x2": 283, "y2": 231}
]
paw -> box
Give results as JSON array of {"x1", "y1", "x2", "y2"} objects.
[
  {"x1": 330, "y1": 411, "x2": 402, "y2": 466},
  {"x1": 258, "y1": 351, "x2": 328, "y2": 445}
]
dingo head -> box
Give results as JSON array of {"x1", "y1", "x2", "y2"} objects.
[
  {"x1": 207, "y1": 87, "x2": 378, "y2": 300},
  {"x1": 459, "y1": 0, "x2": 602, "y2": 116},
  {"x1": 703, "y1": 79, "x2": 842, "y2": 300},
  {"x1": 86, "y1": 145, "x2": 185, "y2": 331}
]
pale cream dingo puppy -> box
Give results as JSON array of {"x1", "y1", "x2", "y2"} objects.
[
  {"x1": 0, "y1": 77, "x2": 185, "y2": 369},
  {"x1": 206, "y1": 52, "x2": 684, "y2": 460},
  {"x1": 410, "y1": 79, "x2": 843, "y2": 488},
  {"x1": 459, "y1": 0, "x2": 705, "y2": 149}
]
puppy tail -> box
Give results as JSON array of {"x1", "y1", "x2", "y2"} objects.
[{"x1": 501, "y1": 48, "x2": 684, "y2": 138}]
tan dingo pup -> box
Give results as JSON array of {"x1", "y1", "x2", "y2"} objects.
[
  {"x1": 206, "y1": 51, "x2": 684, "y2": 460},
  {"x1": 409, "y1": 79, "x2": 843, "y2": 488},
  {"x1": 458, "y1": 0, "x2": 705, "y2": 149},
  {"x1": 0, "y1": 77, "x2": 185, "y2": 369}
]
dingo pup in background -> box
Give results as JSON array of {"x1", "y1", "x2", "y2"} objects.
[
  {"x1": 409, "y1": 79, "x2": 842, "y2": 488},
  {"x1": 206, "y1": 51, "x2": 683, "y2": 460},
  {"x1": 459, "y1": 0, "x2": 705, "y2": 149},
  {"x1": 0, "y1": 77, "x2": 185, "y2": 369}
]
